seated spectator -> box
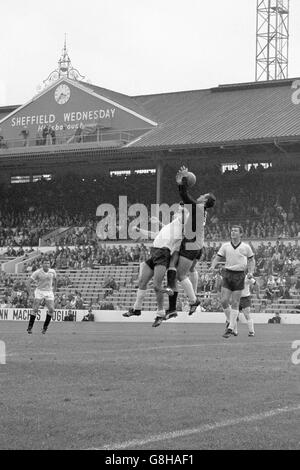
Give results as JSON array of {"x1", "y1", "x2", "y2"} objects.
[
  {"x1": 74, "y1": 292, "x2": 84, "y2": 309},
  {"x1": 65, "y1": 295, "x2": 77, "y2": 309},
  {"x1": 281, "y1": 287, "x2": 291, "y2": 299},
  {"x1": 0, "y1": 296, "x2": 13, "y2": 308},
  {"x1": 64, "y1": 310, "x2": 75, "y2": 321},
  {"x1": 265, "y1": 285, "x2": 275, "y2": 302},
  {"x1": 100, "y1": 302, "x2": 114, "y2": 310},
  {"x1": 268, "y1": 313, "x2": 281, "y2": 324},
  {"x1": 103, "y1": 277, "x2": 118, "y2": 290},
  {"x1": 82, "y1": 308, "x2": 95, "y2": 322}
]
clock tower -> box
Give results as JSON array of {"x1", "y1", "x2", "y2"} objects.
[{"x1": 42, "y1": 35, "x2": 85, "y2": 88}]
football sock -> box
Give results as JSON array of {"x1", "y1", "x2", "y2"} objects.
[
  {"x1": 229, "y1": 310, "x2": 239, "y2": 331},
  {"x1": 180, "y1": 278, "x2": 197, "y2": 304},
  {"x1": 189, "y1": 270, "x2": 199, "y2": 294},
  {"x1": 167, "y1": 268, "x2": 177, "y2": 290},
  {"x1": 224, "y1": 307, "x2": 231, "y2": 323},
  {"x1": 247, "y1": 319, "x2": 254, "y2": 333},
  {"x1": 169, "y1": 291, "x2": 178, "y2": 312},
  {"x1": 133, "y1": 289, "x2": 147, "y2": 310},
  {"x1": 28, "y1": 314, "x2": 36, "y2": 330},
  {"x1": 43, "y1": 314, "x2": 52, "y2": 330},
  {"x1": 156, "y1": 310, "x2": 165, "y2": 318}
]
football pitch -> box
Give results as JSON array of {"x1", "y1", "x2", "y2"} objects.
[{"x1": 0, "y1": 321, "x2": 299, "y2": 450}]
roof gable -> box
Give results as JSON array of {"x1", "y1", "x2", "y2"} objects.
[
  {"x1": 78, "y1": 80, "x2": 157, "y2": 124},
  {"x1": 0, "y1": 78, "x2": 157, "y2": 144}
]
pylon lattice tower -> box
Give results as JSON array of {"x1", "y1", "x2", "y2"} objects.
[{"x1": 255, "y1": 0, "x2": 289, "y2": 81}]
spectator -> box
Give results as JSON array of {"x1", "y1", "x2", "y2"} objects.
[
  {"x1": 20, "y1": 127, "x2": 29, "y2": 146},
  {"x1": 64, "y1": 310, "x2": 75, "y2": 321},
  {"x1": 82, "y1": 308, "x2": 94, "y2": 321}
]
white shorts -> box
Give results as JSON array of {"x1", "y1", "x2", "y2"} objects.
[{"x1": 34, "y1": 289, "x2": 54, "y2": 301}]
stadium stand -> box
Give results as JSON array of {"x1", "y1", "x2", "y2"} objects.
[
  {"x1": 0, "y1": 78, "x2": 300, "y2": 316},
  {"x1": 1, "y1": 240, "x2": 299, "y2": 314},
  {"x1": 0, "y1": 165, "x2": 299, "y2": 247}
]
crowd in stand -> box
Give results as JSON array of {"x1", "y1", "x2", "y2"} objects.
[
  {"x1": 0, "y1": 164, "x2": 300, "y2": 311},
  {"x1": 0, "y1": 271, "x2": 31, "y2": 308},
  {"x1": 0, "y1": 270, "x2": 86, "y2": 310},
  {"x1": 1, "y1": 238, "x2": 299, "y2": 310},
  {"x1": 21, "y1": 244, "x2": 150, "y2": 271},
  {"x1": 0, "y1": 209, "x2": 87, "y2": 247},
  {"x1": 0, "y1": 165, "x2": 299, "y2": 248}
]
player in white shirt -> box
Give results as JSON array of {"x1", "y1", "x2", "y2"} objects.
[
  {"x1": 235, "y1": 275, "x2": 260, "y2": 337},
  {"x1": 210, "y1": 226, "x2": 255, "y2": 338},
  {"x1": 123, "y1": 204, "x2": 187, "y2": 327},
  {"x1": 26, "y1": 258, "x2": 57, "y2": 334},
  {"x1": 165, "y1": 166, "x2": 216, "y2": 316}
]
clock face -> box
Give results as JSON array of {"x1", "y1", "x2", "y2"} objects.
[{"x1": 54, "y1": 84, "x2": 71, "y2": 104}]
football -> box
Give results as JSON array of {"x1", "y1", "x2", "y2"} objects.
[{"x1": 186, "y1": 171, "x2": 196, "y2": 187}]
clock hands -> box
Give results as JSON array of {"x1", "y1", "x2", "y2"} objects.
[
  {"x1": 58, "y1": 92, "x2": 67, "y2": 101},
  {"x1": 55, "y1": 86, "x2": 70, "y2": 103}
]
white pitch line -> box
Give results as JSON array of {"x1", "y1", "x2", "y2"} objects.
[
  {"x1": 6, "y1": 339, "x2": 292, "y2": 358},
  {"x1": 87, "y1": 404, "x2": 300, "y2": 450},
  {"x1": 6, "y1": 352, "x2": 57, "y2": 357},
  {"x1": 91, "y1": 339, "x2": 294, "y2": 354}
]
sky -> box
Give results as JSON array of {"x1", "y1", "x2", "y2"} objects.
[{"x1": 0, "y1": 0, "x2": 299, "y2": 105}]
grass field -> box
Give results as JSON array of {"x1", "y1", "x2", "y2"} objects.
[{"x1": 0, "y1": 320, "x2": 299, "y2": 450}]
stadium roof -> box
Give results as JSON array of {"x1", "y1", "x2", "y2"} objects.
[
  {"x1": 1, "y1": 78, "x2": 300, "y2": 150},
  {"x1": 78, "y1": 81, "x2": 157, "y2": 124},
  {"x1": 129, "y1": 78, "x2": 300, "y2": 148},
  {"x1": 0, "y1": 105, "x2": 20, "y2": 122}
]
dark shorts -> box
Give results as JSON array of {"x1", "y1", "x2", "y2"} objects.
[
  {"x1": 222, "y1": 270, "x2": 245, "y2": 292},
  {"x1": 145, "y1": 247, "x2": 171, "y2": 270},
  {"x1": 179, "y1": 248, "x2": 202, "y2": 261},
  {"x1": 239, "y1": 295, "x2": 251, "y2": 311},
  {"x1": 179, "y1": 239, "x2": 202, "y2": 261}
]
